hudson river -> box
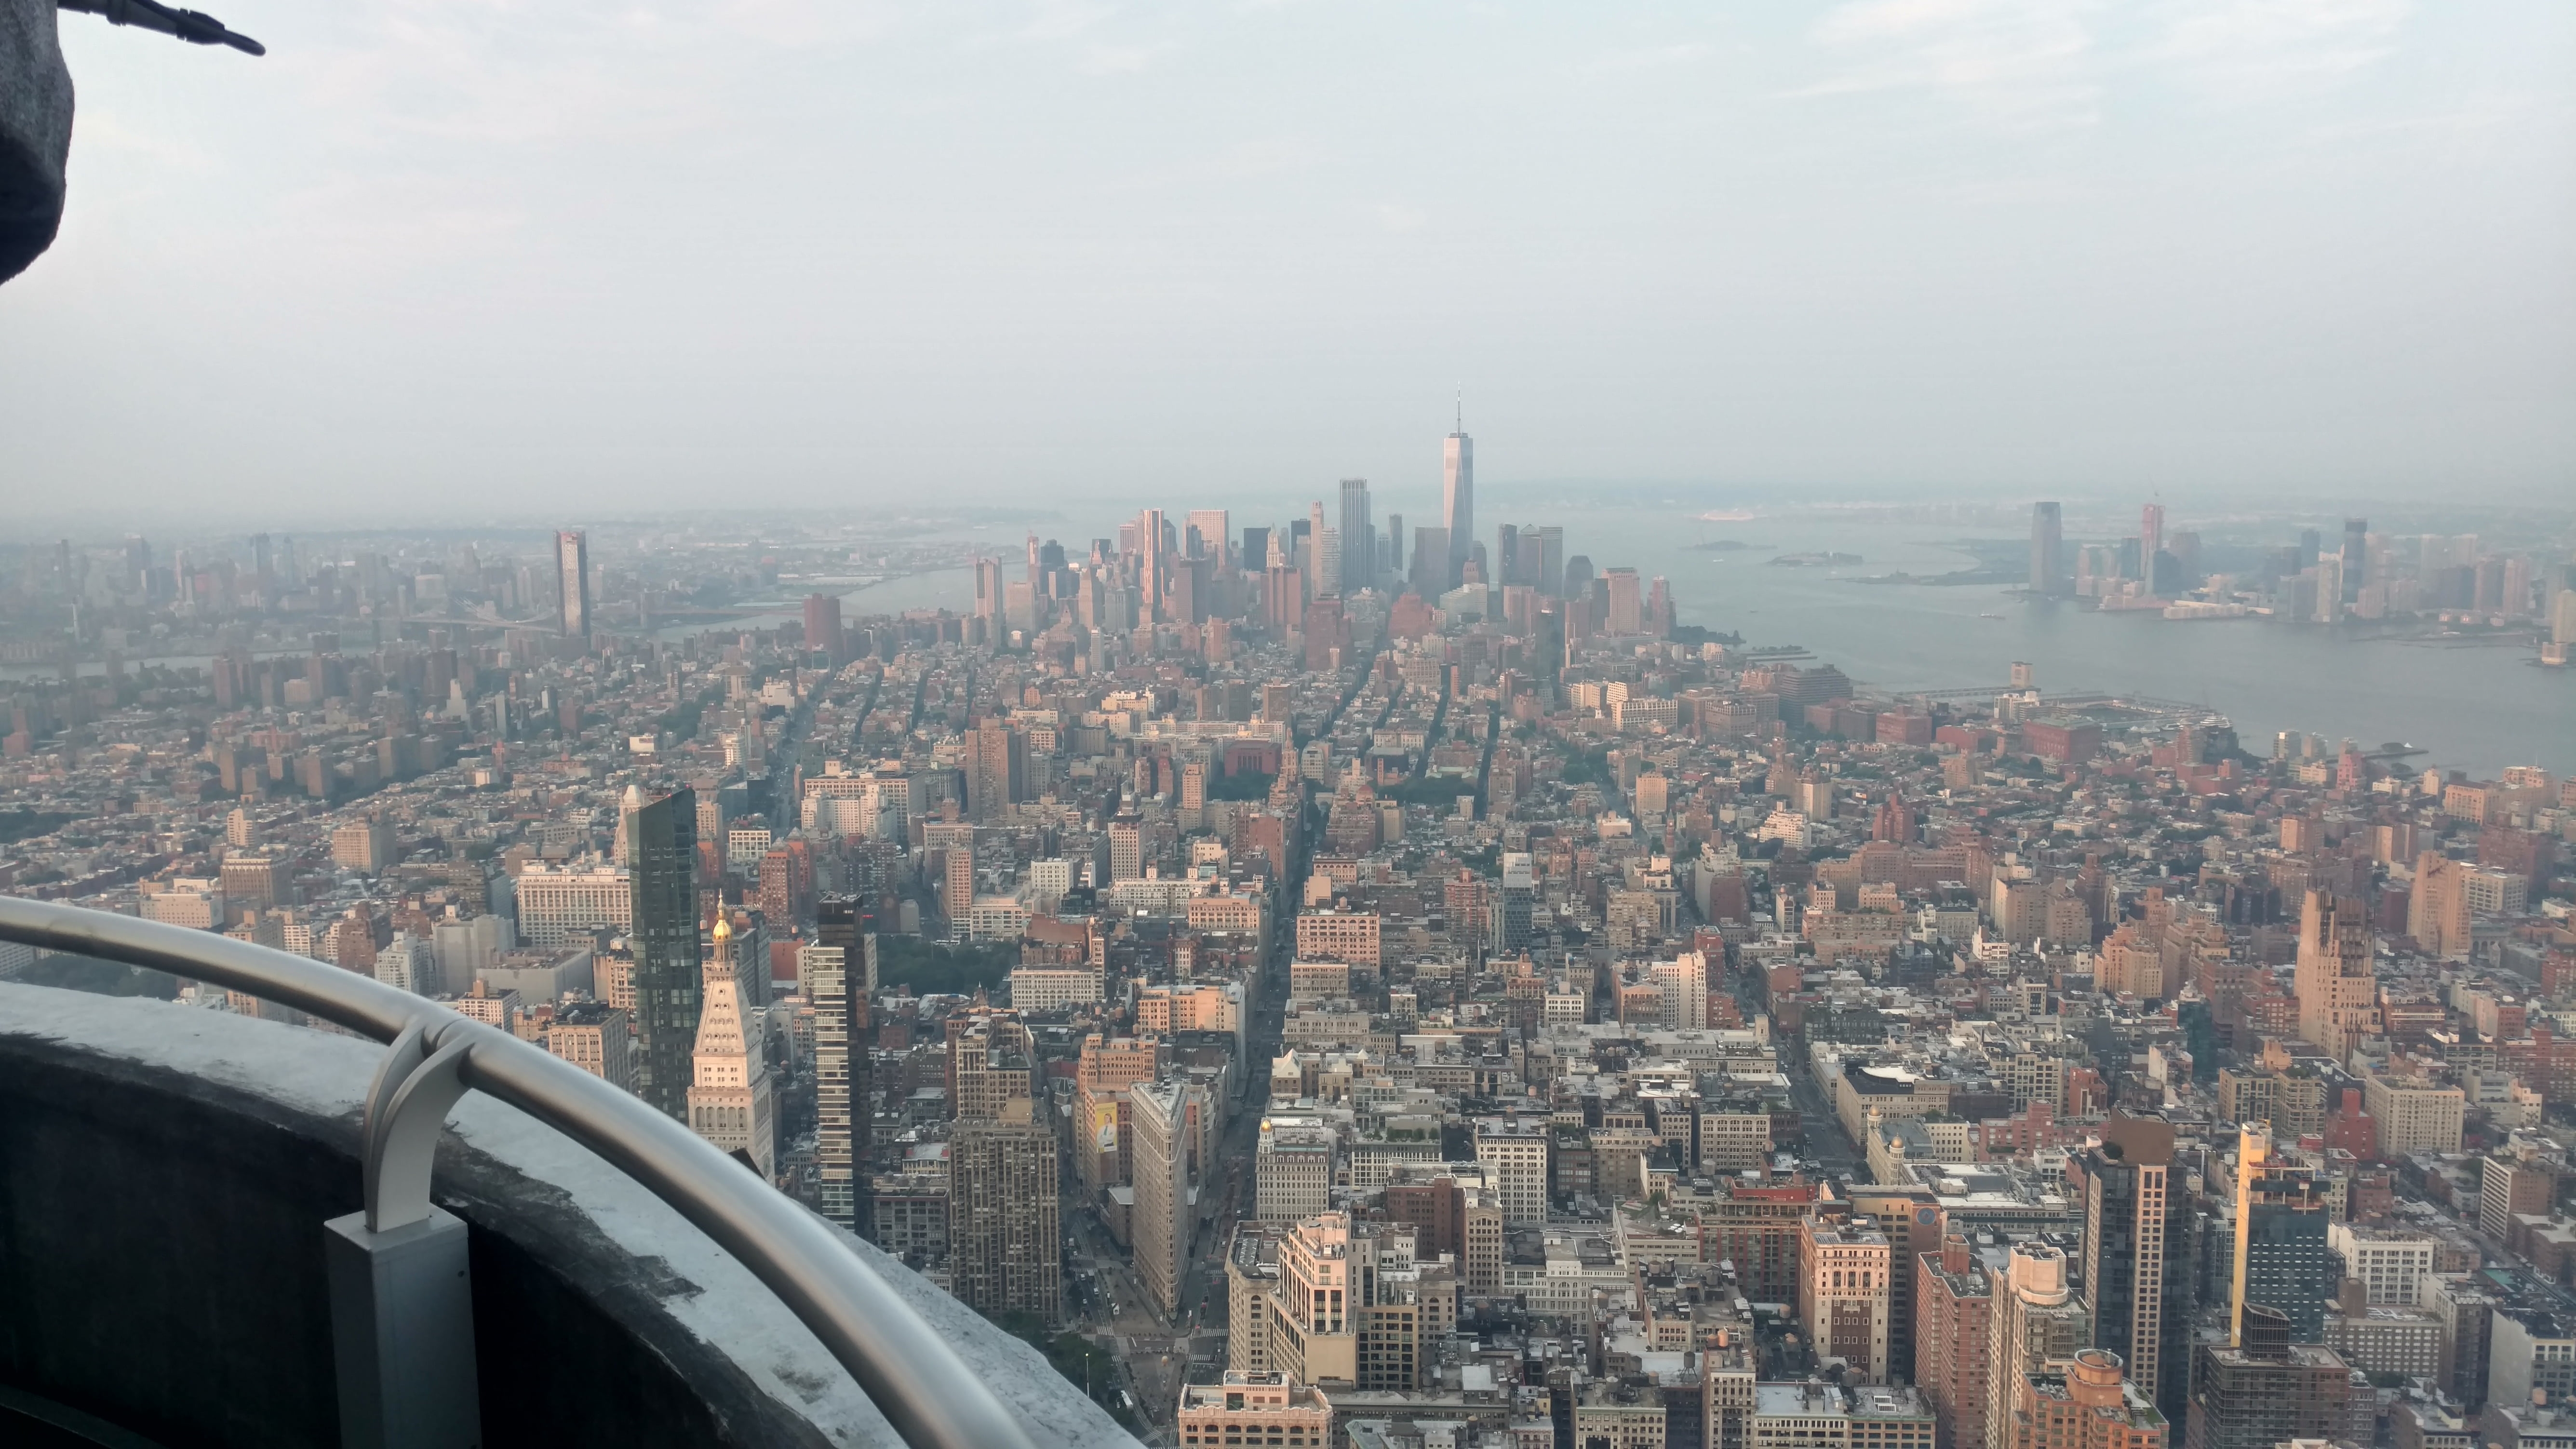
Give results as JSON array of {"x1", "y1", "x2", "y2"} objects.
[{"x1": 931, "y1": 503, "x2": 2573, "y2": 778}]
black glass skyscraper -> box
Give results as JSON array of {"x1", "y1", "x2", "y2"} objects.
[
  {"x1": 2234, "y1": 1127, "x2": 2335, "y2": 1342},
  {"x1": 623, "y1": 784, "x2": 701, "y2": 1118},
  {"x1": 2077, "y1": 1114, "x2": 2198, "y2": 1426}
]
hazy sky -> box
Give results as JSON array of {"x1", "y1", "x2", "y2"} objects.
[{"x1": 3, "y1": 0, "x2": 2571, "y2": 523}]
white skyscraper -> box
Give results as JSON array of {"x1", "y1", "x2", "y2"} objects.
[
  {"x1": 1443, "y1": 407, "x2": 1474, "y2": 589},
  {"x1": 689, "y1": 918, "x2": 776, "y2": 1179},
  {"x1": 1649, "y1": 950, "x2": 1709, "y2": 1030}
]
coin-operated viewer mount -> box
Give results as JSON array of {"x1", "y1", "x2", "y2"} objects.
[{"x1": 0, "y1": 0, "x2": 262, "y2": 285}]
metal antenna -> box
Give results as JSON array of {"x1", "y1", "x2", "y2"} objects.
[{"x1": 59, "y1": 0, "x2": 266, "y2": 55}]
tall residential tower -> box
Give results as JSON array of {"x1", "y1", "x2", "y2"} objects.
[
  {"x1": 2293, "y1": 890, "x2": 2376, "y2": 1060},
  {"x1": 556, "y1": 529, "x2": 590, "y2": 639},
  {"x1": 2074, "y1": 1114, "x2": 2194, "y2": 1425}
]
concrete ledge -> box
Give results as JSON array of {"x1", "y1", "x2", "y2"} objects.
[{"x1": 0, "y1": 983, "x2": 1136, "y2": 1449}]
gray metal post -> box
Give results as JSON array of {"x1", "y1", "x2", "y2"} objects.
[
  {"x1": 324, "y1": 1206, "x2": 482, "y2": 1449},
  {"x1": 325, "y1": 1019, "x2": 482, "y2": 1449}
]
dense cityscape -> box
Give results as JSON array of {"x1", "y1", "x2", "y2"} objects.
[{"x1": 2, "y1": 424, "x2": 2574, "y2": 1449}]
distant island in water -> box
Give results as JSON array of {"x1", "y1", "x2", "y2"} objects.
[
  {"x1": 1768, "y1": 551, "x2": 1864, "y2": 567},
  {"x1": 1850, "y1": 537, "x2": 2028, "y2": 587}
]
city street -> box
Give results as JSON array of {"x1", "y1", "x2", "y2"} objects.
[
  {"x1": 1069, "y1": 866, "x2": 1289, "y2": 1443},
  {"x1": 1730, "y1": 965, "x2": 1863, "y2": 1181}
]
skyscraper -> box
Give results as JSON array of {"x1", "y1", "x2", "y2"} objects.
[
  {"x1": 687, "y1": 917, "x2": 775, "y2": 1178},
  {"x1": 803, "y1": 592, "x2": 844, "y2": 663},
  {"x1": 1132, "y1": 1076, "x2": 1201, "y2": 1320},
  {"x1": 1562, "y1": 553, "x2": 1594, "y2": 602},
  {"x1": 800, "y1": 938, "x2": 857, "y2": 1231},
  {"x1": 556, "y1": 529, "x2": 590, "y2": 639},
  {"x1": 1986, "y1": 1241, "x2": 2089, "y2": 1449},
  {"x1": 1800, "y1": 1214, "x2": 1894, "y2": 1382},
  {"x1": 2293, "y1": 890, "x2": 2376, "y2": 1060},
  {"x1": 949, "y1": 1116, "x2": 1062, "y2": 1324},
  {"x1": 1409, "y1": 527, "x2": 1450, "y2": 597},
  {"x1": 1499, "y1": 851, "x2": 1536, "y2": 951},
  {"x1": 951, "y1": 1010, "x2": 1036, "y2": 1124},
  {"x1": 1141, "y1": 507, "x2": 1169, "y2": 622},
  {"x1": 969, "y1": 721, "x2": 1025, "y2": 821},
  {"x1": 1337, "y1": 479, "x2": 1373, "y2": 597},
  {"x1": 2341, "y1": 517, "x2": 2369, "y2": 602},
  {"x1": 973, "y1": 557, "x2": 1002, "y2": 632},
  {"x1": 2006, "y1": 1349, "x2": 2166, "y2": 1449},
  {"x1": 1306, "y1": 500, "x2": 1334, "y2": 597},
  {"x1": 2139, "y1": 504, "x2": 2164, "y2": 575},
  {"x1": 2186, "y1": 1306, "x2": 2357, "y2": 1449},
  {"x1": 1605, "y1": 567, "x2": 1642, "y2": 635},
  {"x1": 1186, "y1": 509, "x2": 1231, "y2": 570},
  {"x1": 1256, "y1": 1116, "x2": 1334, "y2": 1224},
  {"x1": 1848, "y1": 1186, "x2": 1937, "y2": 1383},
  {"x1": 1648, "y1": 951, "x2": 1708, "y2": 1030},
  {"x1": 933, "y1": 821, "x2": 975, "y2": 923},
  {"x1": 2408, "y1": 852, "x2": 2472, "y2": 959},
  {"x1": 1443, "y1": 409, "x2": 1473, "y2": 590},
  {"x1": 621, "y1": 785, "x2": 702, "y2": 1119},
  {"x1": 2074, "y1": 1114, "x2": 2193, "y2": 1424},
  {"x1": 814, "y1": 896, "x2": 875, "y2": 1235},
  {"x1": 2230, "y1": 1127, "x2": 2334, "y2": 1342},
  {"x1": 1915, "y1": 1234, "x2": 1996, "y2": 1449},
  {"x1": 2030, "y1": 503, "x2": 2065, "y2": 597},
  {"x1": 2313, "y1": 555, "x2": 2345, "y2": 624},
  {"x1": 1262, "y1": 564, "x2": 1304, "y2": 631}
]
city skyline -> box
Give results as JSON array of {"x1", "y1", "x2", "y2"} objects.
[
  {"x1": 8, "y1": 450, "x2": 2570, "y2": 781},
  {"x1": 4, "y1": 426, "x2": 2572, "y2": 1445}
]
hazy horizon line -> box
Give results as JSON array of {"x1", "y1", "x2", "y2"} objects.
[{"x1": 6, "y1": 479, "x2": 2570, "y2": 546}]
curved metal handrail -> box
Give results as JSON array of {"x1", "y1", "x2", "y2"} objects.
[{"x1": 0, "y1": 896, "x2": 1040, "y2": 1449}]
